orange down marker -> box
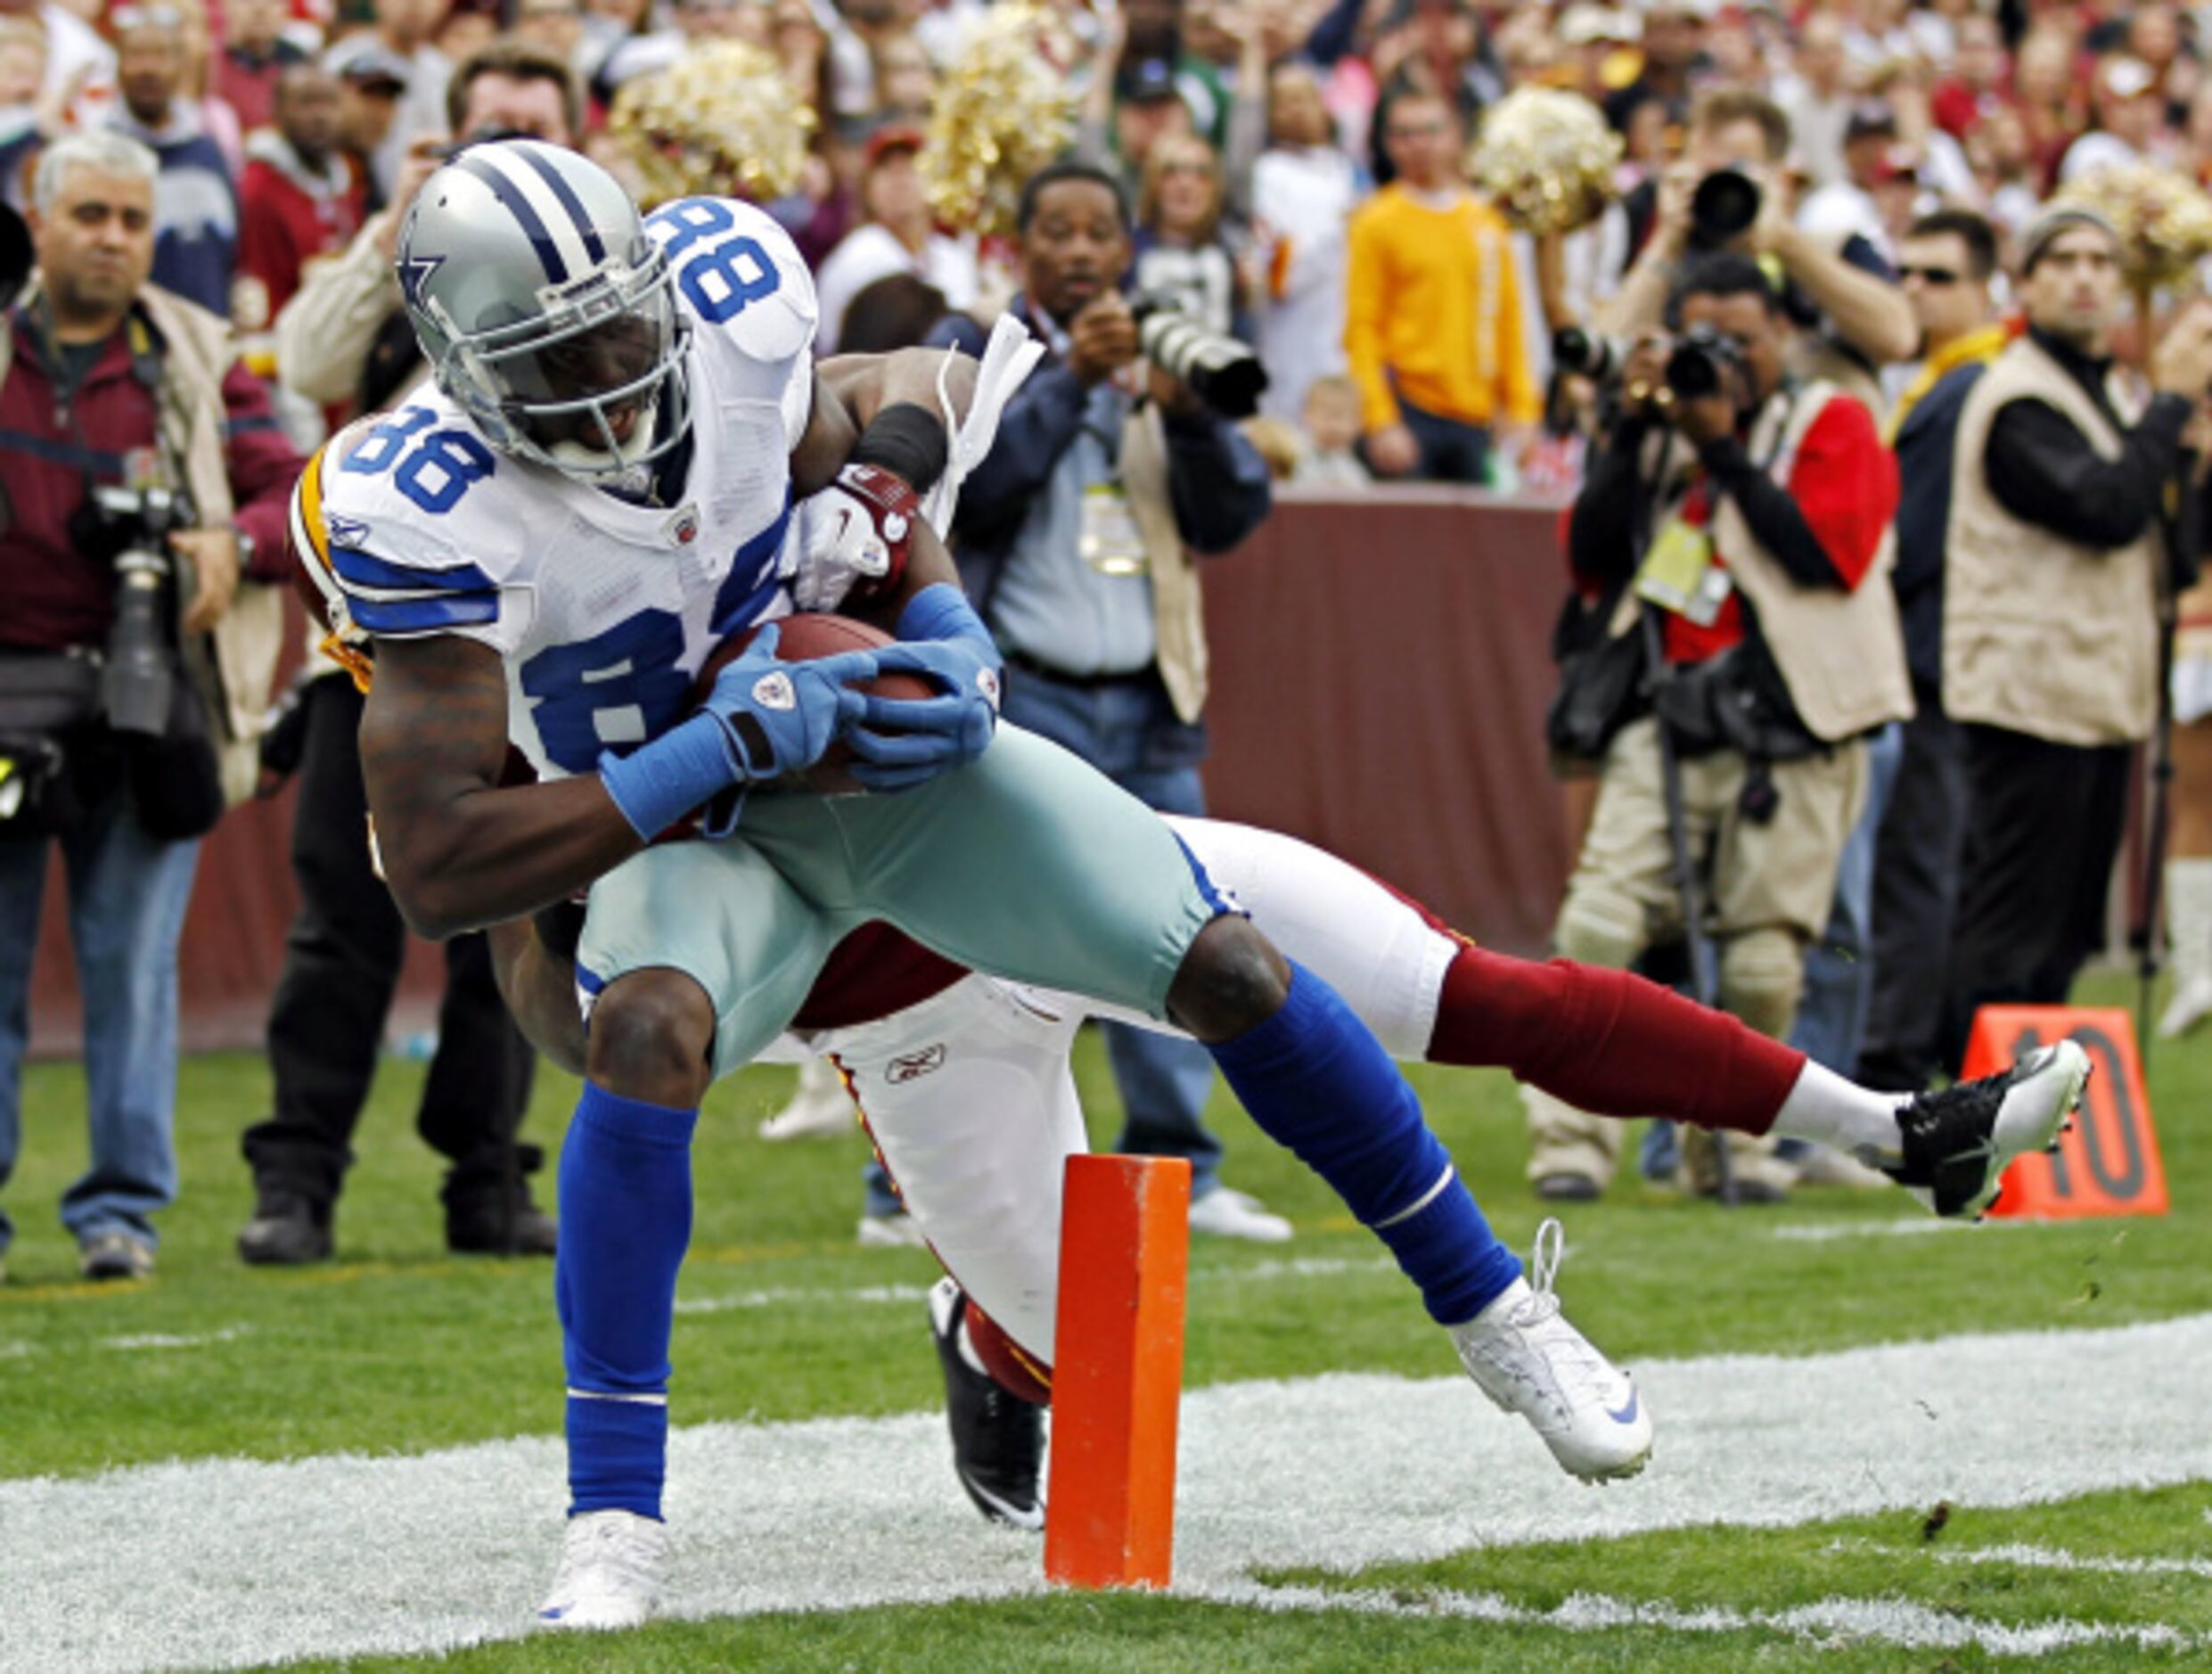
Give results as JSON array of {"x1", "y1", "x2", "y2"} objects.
[
  {"x1": 1044, "y1": 1153, "x2": 1192, "y2": 1590},
  {"x1": 1959, "y1": 1006, "x2": 2169, "y2": 1220}
]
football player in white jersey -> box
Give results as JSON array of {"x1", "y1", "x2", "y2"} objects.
[{"x1": 300, "y1": 141, "x2": 1662, "y2": 1632}]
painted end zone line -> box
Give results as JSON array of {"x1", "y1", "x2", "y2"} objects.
[{"x1": 3, "y1": 1313, "x2": 2209, "y2": 1673}]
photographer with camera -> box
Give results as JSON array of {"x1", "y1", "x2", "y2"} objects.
[
  {"x1": 0, "y1": 133, "x2": 302, "y2": 1283},
  {"x1": 1526, "y1": 252, "x2": 1912, "y2": 1203},
  {"x1": 1600, "y1": 88, "x2": 1917, "y2": 419},
  {"x1": 902, "y1": 159, "x2": 1289, "y2": 1247}
]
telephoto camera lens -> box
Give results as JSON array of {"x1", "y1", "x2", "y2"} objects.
[
  {"x1": 1690, "y1": 167, "x2": 1762, "y2": 246},
  {"x1": 1552, "y1": 325, "x2": 1631, "y2": 382},
  {"x1": 102, "y1": 550, "x2": 174, "y2": 735},
  {"x1": 1127, "y1": 293, "x2": 1271, "y2": 418}
]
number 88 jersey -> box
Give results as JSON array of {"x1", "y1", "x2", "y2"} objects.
[{"x1": 293, "y1": 195, "x2": 820, "y2": 784}]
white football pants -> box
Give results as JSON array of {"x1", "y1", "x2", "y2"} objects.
[{"x1": 801, "y1": 816, "x2": 1461, "y2": 1364}]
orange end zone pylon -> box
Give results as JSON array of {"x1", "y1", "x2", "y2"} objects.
[
  {"x1": 1044, "y1": 1153, "x2": 1192, "y2": 1590},
  {"x1": 1959, "y1": 1005, "x2": 2170, "y2": 1220}
]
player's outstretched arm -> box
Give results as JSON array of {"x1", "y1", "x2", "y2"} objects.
[{"x1": 361, "y1": 634, "x2": 649, "y2": 940}]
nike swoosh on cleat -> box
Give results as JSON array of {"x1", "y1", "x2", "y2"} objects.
[
  {"x1": 1606, "y1": 1389, "x2": 1640, "y2": 1425},
  {"x1": 962, "y1": 1475, "x2": 1045, "y2": 1530}
]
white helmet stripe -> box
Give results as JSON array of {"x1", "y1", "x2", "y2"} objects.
[{"x1": 458, "y1": 146, "x2": 597, "y2": 284}]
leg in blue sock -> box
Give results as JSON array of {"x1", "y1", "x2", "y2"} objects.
[
  {"x1": 1172, "y1": 925, "x2": 1520, "y2": 1325},
  {"x1": 558, "y1": 970, "x2": 715, "y2": 1520}
]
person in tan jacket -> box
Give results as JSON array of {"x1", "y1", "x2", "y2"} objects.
[{"x1": 1937, "y1": 205, "x2": 2212, "y2": 1071}]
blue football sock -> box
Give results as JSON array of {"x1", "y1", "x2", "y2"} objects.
[
  {"x1": 556, "y1": 1081, "x2": 698, "y2": 1519},
  {"x1": 1208, "y1": 962, "x2": 1521, "y2": 1325}
]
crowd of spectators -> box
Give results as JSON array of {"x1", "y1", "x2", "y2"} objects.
[{"x1": 4, "y1": 0, "x2": 2211, "y2": 470}]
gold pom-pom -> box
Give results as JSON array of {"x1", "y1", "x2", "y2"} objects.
[
  {"x1": 607, "y1": 41, "x2": 815, "y2": 209},
  {"x1": 921, "y1": 7, "x2": 1077, "y2": 239},
  {"x1": 2052, "y1": 164, "x2": 2212, "y2": 292},
  {"x1": 1468, "y1": 86, "x2": 1623, "y2": 235}
]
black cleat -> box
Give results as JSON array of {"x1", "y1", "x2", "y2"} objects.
[
  {"x1": 928, "y1": 1276, "x2": 1045, "y2": 1530},
  {"x1": 1533, "y1": 1172, "x2": 1602, "y2": 1202},
  {"x1": 238, "y1": 1191, "x2": 333, "y2": 1266},
  {"x1": 446, "y1": 1195, "x2": 557, "y2": 1256},
  {"x1": 1885, "y1": 1042, "x2": 2091, "y2": 1218}
]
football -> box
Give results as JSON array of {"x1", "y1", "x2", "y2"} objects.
[{"x1": 692, "y1": 611, "x2": 933, "y2": 795}]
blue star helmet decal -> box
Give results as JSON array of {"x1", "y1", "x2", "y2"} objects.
[{"x1": 398, "y1": 250, "x2": 444, "y2": 312}]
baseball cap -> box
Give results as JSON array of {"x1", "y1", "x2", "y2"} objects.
[
  {"x1": 329, "y1": 43, "x2": 413, "y2": 93},
  {"x1": 864, "y1": 124, "x2": 925, "y2": 169},
  {"x1": 2020, "y1": 203, "x2": 2120, "y2": 273},
  {"x1": 1844, "y1": 100, "x2": 1897, "y2": 143}
]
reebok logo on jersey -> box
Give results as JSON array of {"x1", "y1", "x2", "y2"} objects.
[
  {"x1": 326, "y1": 516, "x2": 371, "y2": 550},
  {"x1": 752, "y1": 671, "x2": 796, "y2": 710},
  {"x1": 888, "y1": 1045, "x2": 946, "y2": 1084}
]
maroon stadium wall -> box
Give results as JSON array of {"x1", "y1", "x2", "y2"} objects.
[{"x1": 27, "y1": 488, "x2": 1576, "y2": 1057}]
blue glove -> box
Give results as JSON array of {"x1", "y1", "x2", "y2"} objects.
[
  {"x1": 845, "y1": 585, "x2": 1003, "y2": 792},
  {"x1": 598, "y1": 621, "x2": 878, "y2": 838}
]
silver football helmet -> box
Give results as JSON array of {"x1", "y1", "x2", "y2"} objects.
[{"x1": 396, "y1": 140, "x2": 692, "y2": 484}]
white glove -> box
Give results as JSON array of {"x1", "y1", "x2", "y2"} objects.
[{"x1": 791, "y1": 481, "x2": 896, "y2": 612}]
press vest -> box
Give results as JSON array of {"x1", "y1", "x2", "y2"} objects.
[{"x1": 1942, "y1": 335, "x2": 2161, "y2": 746}]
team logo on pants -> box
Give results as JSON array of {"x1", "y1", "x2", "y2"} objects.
[{"x1": 888, "y1": 1044, "x2": 947, "y2": 1084}]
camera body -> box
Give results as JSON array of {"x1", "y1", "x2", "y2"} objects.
[
  {"x1": 87, "y1": 483, "x2": 195, "y2": 737},
  {"x1": 1126, "y1": 291, "x2": 1270, "y2": 419},
  {"x1": 1665, "y1": 323, "x2": 1749, "y2": 406}
]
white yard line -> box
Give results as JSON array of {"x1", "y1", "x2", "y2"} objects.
[
  {"x1": 665, "y1": 1258, "x2": 1395, "y2": 1317},
  {"x1": 1825, "y1": 1537, "x2": 2212, "y2": 1581},
  {"x1": 3, "y1": 1313, "x2": 2209, "y2": 1672},
  {"x1": 1211, "y1": 1580, "x2": 2206, "y2": 1657},
  {"x1": 1768, "y1": 1219, "x2": 2013, "y2": 1243}
]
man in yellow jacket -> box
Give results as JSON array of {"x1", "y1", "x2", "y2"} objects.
[{"x1": 1344, "y1": 89, "x2": 1538, "y2": 482}]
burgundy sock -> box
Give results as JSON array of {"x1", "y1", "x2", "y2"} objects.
[{"x1": 1428, "y1": 947, "x2": 1803, "y2": 1136}]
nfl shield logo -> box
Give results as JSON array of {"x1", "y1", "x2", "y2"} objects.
[{"x1": 668, "y1": 506, "x2": 700, "y2": 546}]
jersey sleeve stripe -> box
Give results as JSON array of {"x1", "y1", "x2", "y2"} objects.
[
  {"x1": 297, "y1": 444, "x2": 336, "y2": 578},
  {"x1": 348, "y1": 592, "x2": 503, "y2": 633},
  {"x1": 328, "y1": 544, "x2": 501, "y2": 596}
]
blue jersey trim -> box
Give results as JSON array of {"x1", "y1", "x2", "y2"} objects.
[
  {"x1": 1173, "y1": 833, "x2": 1240, "y2": 920},
  {"x1": 330, "y1": 544, "x2": 500, "y2": 596},
  {"x1": 349, "y1": 590, "x2": 502, "y2": 633},
  {"x1": 709, "y1": 487, "x2": 796, "y2": 636}
]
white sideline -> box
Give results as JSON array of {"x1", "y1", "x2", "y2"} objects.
[{"x1": 4, "y1": 1312, "x2": 2209, "y2": 1671}]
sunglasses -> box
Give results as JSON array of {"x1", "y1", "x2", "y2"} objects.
[{"x1": 1897, "y1": 264, "x2": 1962, "y2": 286}]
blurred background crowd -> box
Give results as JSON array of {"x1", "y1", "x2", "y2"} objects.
[{"x1": 14, "y1": 0, "x2": 2212, "y2": 476}]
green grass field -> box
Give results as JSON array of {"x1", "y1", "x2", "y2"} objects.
[{"x1": 3, "y1": 972, "x2": 2206, "y2": 1670}]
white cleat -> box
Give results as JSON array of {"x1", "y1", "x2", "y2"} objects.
[
  {"x1": 758, "y1": 1057, "x2": 858, "y2": 1141},
  {"x1": 1448, "y1": 1219, "x2": 1653, "y2": 1482},
  {"x1": 1885, "y1": 1039, "x2": 2091, "y2": 1219},
  {"x1": 537, "y1": 1508, "x2": 668, "y2": 1631},
  {"x1": 1187, "y1": 1185, "x2": 1292, "y2": 1243},
  {"x1": 2158, "y1": 974, "x2": 2212, "y2": 1041}
]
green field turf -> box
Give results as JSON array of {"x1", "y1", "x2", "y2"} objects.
[{"x1": 2, "y1": 973, "x2": 2205, "y2": 1668}]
